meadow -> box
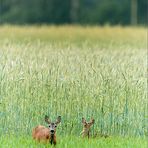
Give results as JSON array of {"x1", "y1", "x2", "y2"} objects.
[{"x1": 0, "y1": 25, "x2": 147, "y2": 147}]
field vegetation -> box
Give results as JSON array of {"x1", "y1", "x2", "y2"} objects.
[{"x1": 0, "y1": 25, "x2": 147, "y2": 147}]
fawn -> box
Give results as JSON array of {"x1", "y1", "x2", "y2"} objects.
[
  {"x1": 32, "y1": 115, "x2": 61, "y2": 145},
  {"x1": 80, "y1": 117, "x2": 95, "y2": 138}
]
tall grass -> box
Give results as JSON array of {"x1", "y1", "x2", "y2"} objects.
[{"x1": 0, "y1": 26, "x2": 147, "y2": 138}]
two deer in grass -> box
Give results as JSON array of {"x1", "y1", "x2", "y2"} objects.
[{"x1": 32, "y1": 116, "x2": 104, "y2": 145}]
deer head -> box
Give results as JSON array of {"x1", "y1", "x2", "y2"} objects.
[
  {"x1": 45, "y1": 115, "x2": 61, "y2": 136},
  {"x1": 81, "y1": 117, "x2": 95, "y2": 138}
]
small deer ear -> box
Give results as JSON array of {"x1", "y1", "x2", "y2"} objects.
[
  {"x1": 90, "y1": 118, "x2": 95, "y2": 124},
  {"x1": 45, "y1": 115, "x2": 50, "y2": 124},
  {"x1": 82, "y1": 117, "x2": 86, "y2": 124},
  {"x1": 55, "y1": 116, "x2": 61, "y2": 124}
]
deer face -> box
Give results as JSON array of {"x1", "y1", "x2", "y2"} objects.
[
  {"x1": 45, "y1": 115, "x2": 61, "y2": 135},
  {"x1": 82, "y1": 117, "x2": 95, "y2": 129},
  {"x1": 81, "y1": 117, "x2": 95, "y2": 138}
]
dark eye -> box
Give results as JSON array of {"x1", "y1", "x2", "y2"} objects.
[
  {"x1": 49, "y1": 125, "x2": 50, "y2": 127},
  {"x1": 55, "y1": 125, "x2": 57, "y2": 127}
]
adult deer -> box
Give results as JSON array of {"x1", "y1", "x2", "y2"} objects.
[
  {"x1": 32, "y1": 115, "x2": 61, "y2": 145},
  {"x1": 80, "y1": 117, "x2": 95, "y2": 138}
]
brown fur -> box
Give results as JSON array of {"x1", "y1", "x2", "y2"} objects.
[
  {"x1": 80, "y1": 117, "x2": 95, "y2": 138},
  {"x1": 32, "y1": 116, "x2": 61, "y2": 145},
  {"x1": 32, "y1": 125, "x2": 56, "y2": 144}
]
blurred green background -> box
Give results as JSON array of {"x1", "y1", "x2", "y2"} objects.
[{"x1": 0, "y1": 0, "x2": 147, "y2": 25}]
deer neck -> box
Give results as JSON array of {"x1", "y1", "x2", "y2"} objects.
[
  {"x1": 50, "y1": 134, "x2": 55, "y2": 144},
  {"x1": 82, "y1": 128, "x2": 90, "y2": 138}
]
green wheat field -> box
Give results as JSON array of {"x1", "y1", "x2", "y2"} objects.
[{"x1": 0, "y1": 25, "x2": 147, "y2": 147}]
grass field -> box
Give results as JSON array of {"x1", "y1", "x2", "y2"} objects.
[
  {"x1": 0, "y1": 136, "x2": 147, "y2": 148},
  {"x1": 0, "y1": 25, "x2": 147, "y2": 147}
]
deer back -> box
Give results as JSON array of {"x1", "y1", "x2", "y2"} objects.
[{"x1": 32, "y1": 125, "x2": 50, "y2": 142}]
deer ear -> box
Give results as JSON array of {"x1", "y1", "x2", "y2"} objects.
[
  {"x1": 55, "y1": 116, "x2": 61, "y2": 124},
  {"x1": 45, "y1": 115, "x2": 50, "y2": 124},
  {"x1": 90, "y1": 118, "x2": 95, "y2": 124},
  {"x1": 82, "y1": 117, "x2": 86, "y2": 124}
]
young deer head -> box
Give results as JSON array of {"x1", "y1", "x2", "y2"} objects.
[
  {"x1": 32, "y1": 115, "x2": 61, "y2": 145},
  {"x1": 80, "y1": 117, "x2": 95, "y2": 138}
]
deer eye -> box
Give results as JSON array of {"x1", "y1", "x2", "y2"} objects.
[
  {"x1": 49, "y1": 125, "x2": 50, "y2": 127},
  {"x1": 55, "y1": 125, "x2": 57, "y2": 127}
]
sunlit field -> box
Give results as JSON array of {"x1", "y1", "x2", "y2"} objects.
[{"x1": 0, "y1": 25, "x2": 147, "y2": 147}]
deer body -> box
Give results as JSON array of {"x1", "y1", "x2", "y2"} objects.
[
  {"x1": 81, "y1": 117, "x2": 95, "y2": 138},
  {"x1": 32, "y1": 125, "x2": 56, "y2": 144},
  {"x1": 81, "y1": 126, "x2": 90, "y2": 138},
  {"x1": 32, "y1": 116, "x2": 61, "y2": 145}
]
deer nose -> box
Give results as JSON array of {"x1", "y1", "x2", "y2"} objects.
[{"x1": 50, "y1": 130, "x2": 54, "y2": 133}]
